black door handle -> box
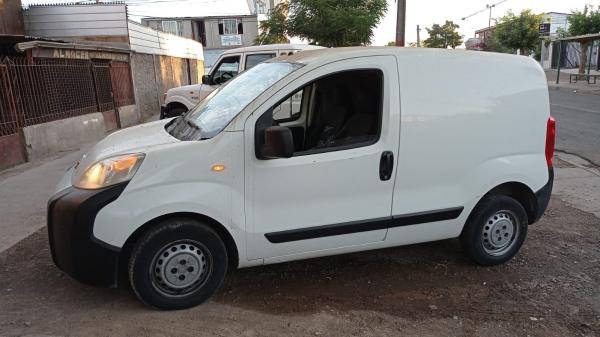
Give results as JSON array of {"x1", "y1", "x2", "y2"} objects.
[{"x1": 379, "y1": 151, "x2": 394, "y2": 181}]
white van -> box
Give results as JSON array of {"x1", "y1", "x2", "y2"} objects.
[
  {"x1": 160, "y1": 44, "x2": 324, "y2": 118},
  {"x1": 48, "y1": 47, "x2": 555, "y2": 310}
]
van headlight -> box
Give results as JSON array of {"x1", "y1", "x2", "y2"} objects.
[{"x1": 73, "y1": 153, "x2": 145, "y2": 189}]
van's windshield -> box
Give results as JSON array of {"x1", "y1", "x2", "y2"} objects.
[{"x1": 166, "y1": 62, "x2": 302, "y2": 140}]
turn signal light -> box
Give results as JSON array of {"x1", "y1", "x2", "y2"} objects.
[{"x1": 211, "y1": 164, "x2": 225, "y2": 172}]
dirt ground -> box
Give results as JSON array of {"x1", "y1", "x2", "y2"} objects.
[{"x1": 0, "y1": 197, "x2": 599, "y2": 337}]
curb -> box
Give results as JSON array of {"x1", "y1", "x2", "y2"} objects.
[{"x1": 548, "y1": 83, "x2": 600, "y2": 96}]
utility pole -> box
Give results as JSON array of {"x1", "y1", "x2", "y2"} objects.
[
  {"x1": 395, "y1": 0, "x2": 406, "y2": 46},
  {"x1": 416, "y1": 25, "x2": 421, "y2": 47},
  {"x1": 487, "y1": 4, "x2": 494, "y2": 27}
]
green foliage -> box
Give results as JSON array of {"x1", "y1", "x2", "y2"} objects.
[
  {"x1": 386, "y1": 40, "x2": 396, "y2": 46},
  {"x1": 422, "y1": 21, "x2": 463, "y2": 49},
  {"x1": 287, "y1": 0, "x2": 388, "y2": 47},
  {"x1": 554, "y1": 27, "x2": 569, "y2": 38},
  {"x1": 255, "y1": 1, "x2": 290, "y2": 45},
  {"x1": 567, "y1": 5, "x2": 600, "y2": 36},
  {"x1": 484, "y1": 35, "x2": 512, "y2": 53},
  {"x1": 493, "y1": 9, "x2": 542, "y2": 55}
]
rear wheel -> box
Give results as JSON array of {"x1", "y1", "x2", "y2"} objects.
[
  {"x1": 460, "y1": 195, "x2": 528, "y2": 266},
  {"x1": 128, "y1": 218, "x2": 227, "y2": 310}
]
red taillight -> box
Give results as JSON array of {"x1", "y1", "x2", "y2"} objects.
[{"x1": 545, "y1": 116, "x2": 556, "y2": 167}]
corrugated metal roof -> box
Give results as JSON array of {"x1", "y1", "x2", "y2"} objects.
[
  {"x1": 557, "y1": 33, "x2": 600, "y2": 42},
  {"x1": 24, "y1": 2, "x2": 125, "y2": 8},
  {"x1": 0, "y1": 34, "x2": 67, "y2": 55}
]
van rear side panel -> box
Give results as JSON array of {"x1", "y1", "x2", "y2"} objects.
[{"x1": 389, "y1": 50, "x2": 550, "y2": 244}]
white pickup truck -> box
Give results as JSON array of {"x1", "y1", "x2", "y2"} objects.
[{"x1": 160, "y1": 44, "x2": 324, "y2": 119}]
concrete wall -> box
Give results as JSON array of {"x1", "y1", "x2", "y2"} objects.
[
  {"x1": 117, "y1": 105, "x2": 141, "y2": 128},
  {"x1": 22, "y1": 112, "x2": 106, "y2": 162},
  {"x1": 131, "y1": 53, "x2": 160, "y2": 119},
  {"x1": 131, "y1": 52, "x2": 204, "y2": 117},
  {"x1": 0, "y1": 134, "x2": 27, "y2": 170},
  {"x1": 189, "y1": 58, "x2": 204, "y2": 85},
  {"x1": 155, "y1": 55, "x2": 191, "y2": 104}
]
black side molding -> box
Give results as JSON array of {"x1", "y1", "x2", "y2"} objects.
[{"x1": 265, "y1": 207, "x2": 464, "y2": 243}]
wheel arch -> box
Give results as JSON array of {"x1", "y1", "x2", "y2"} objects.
[
  {"x1": 166, "y1": 101, "x2": 189, "y2": 111},
  {"x1": 119, "y1": 212, "x2": 240, "y2": 280},
  {"x1": 467, "y1": 181, "x2": 538, "y2": 230}
]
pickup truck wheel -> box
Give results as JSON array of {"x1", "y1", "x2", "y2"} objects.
[
  {"x1": 128, "y1": 218, "x2": 228, "y2": 310},
  {"x1": 165, "y1": 106, "x2": 187, "y2": 118},
  {"x1": 460, "y1": 195, "x2": 528, "y2": 266}
]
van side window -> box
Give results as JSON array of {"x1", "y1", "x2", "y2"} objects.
[
  {"x1": 273, "y1": 89, "x2": 303, "y2": 122},
  {"x1": 245, "y1": 53, "x2": 276, "y2": 70},
  {"x1": 211, "y1": 56, "x2": 240, "y2": 84},
  {"x1": 257, "y1": 69, "x2": 383, "y2": 156}
]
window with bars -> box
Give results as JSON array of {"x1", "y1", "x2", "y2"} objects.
[{"x1": 218, "y1": 19, "x2": 243, "y2": 35}]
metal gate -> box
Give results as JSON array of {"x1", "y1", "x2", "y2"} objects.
[{"x1": 0, "y1": 57, "x2": 135, "y2": 138}]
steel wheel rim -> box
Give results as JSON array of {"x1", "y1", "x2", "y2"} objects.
[
  {"x1": 481, "y1": 210, "x2": 519, "y2": 256},
  {"x1": 149, "y1": 240, "x2": 212, "y2": 298}
]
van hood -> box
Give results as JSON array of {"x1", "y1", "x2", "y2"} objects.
[{"x1": 74, "y1": 118, "x2": 178, "y2": 177}]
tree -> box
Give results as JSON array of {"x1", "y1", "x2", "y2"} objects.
[
  {"x1": 567, "y1": 5, "x2": 600, "y2": 74},
  {"x1": 493, "y1": 10, "x2": 542, "y2": 56},
  {"x1": 255, "y1": 1, "x2": 290, "y2": 45},
  {"x1": 422, "y1": 21, "x2": 463, "y2": 49},
  {"x1": 287, "y1": 0, "x2": 388, "y2": 47}
]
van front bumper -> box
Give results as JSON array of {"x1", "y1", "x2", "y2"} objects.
[{"x1": 47, "y1": 182, "x2": 127, "y2": 287}]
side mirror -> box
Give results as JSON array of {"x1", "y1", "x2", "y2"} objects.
[
  {"x1": 202, "y1": 75, "x2": 211, "y2": 85},
  {"x1": 260, "y1": 126, "x2": 294, "y2": 159}
]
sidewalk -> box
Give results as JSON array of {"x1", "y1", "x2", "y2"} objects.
[
  {"x1": 546, "y1": 69, "x2": 600, "y2": 95},
  {"x1": 0, "y1": 114, "x2": 161, "y2": 254},
  {"x1": 0, "y1": 145, "x2": 90, "y2": 253}
]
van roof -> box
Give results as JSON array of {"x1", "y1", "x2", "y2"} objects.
[
  {"x1": 271, "y1": 46, "x2": 535, "y2": 66},
  {"x1": 222, "y1": 44, "x2": 325, "y2": 55}
]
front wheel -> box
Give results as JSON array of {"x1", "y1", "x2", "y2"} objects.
[
  {"x1": 128, "y1": 218, "x2": 228, "y2": 310},
  {"x1": 460, "y1": 195, "x2": 528, "y2": 266}
]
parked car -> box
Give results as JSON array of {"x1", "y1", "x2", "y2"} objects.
[
  {"x1": 48, "y1": 47, "x2": 555, "y2": 310},
  {"x1": 160, "y1": 44, "x2": 324, "y2": 119}
]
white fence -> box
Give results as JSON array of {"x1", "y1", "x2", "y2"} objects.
[
  {"x1": 23, "y1": 4, "x2": 128, "y2": 38},
  {"x1": 128, "y1": 21, "x2": 204, "y2": 60}
]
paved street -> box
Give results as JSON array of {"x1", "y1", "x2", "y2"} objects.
[
  {"x1": 549, "y1": 89, "x2": 600, "y2": 165},
  {"x1": 0, "y1": 89, "x2": 598, "y2": 336}
]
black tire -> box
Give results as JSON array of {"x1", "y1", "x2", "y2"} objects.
[
  {"x1": 460, "y1": 195, "x2": 528, "y2": 266},
  {"x1": 164, "y1": 106, "x2": 187, "y2": 119},
  {"x1": 128, "y1": 218, "x2": 228, "y2": 310}
]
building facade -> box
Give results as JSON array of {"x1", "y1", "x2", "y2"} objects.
[
  {"x1": 539, "y1": 12, "x2": 571, "y2": 69},
  {"x1": 0, "y1": 2, "x2": 205, "y2": 169},
  {"x1": 142, "y1": 15, "x2": 258, "y2": 69}
]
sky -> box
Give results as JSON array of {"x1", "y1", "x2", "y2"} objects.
[
  {"x1": 373, "y1": 0, "x2": 593, "y2": 46},
  {"x1": 22, "y1": 0, "x2": 594, "y2": 46}
]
